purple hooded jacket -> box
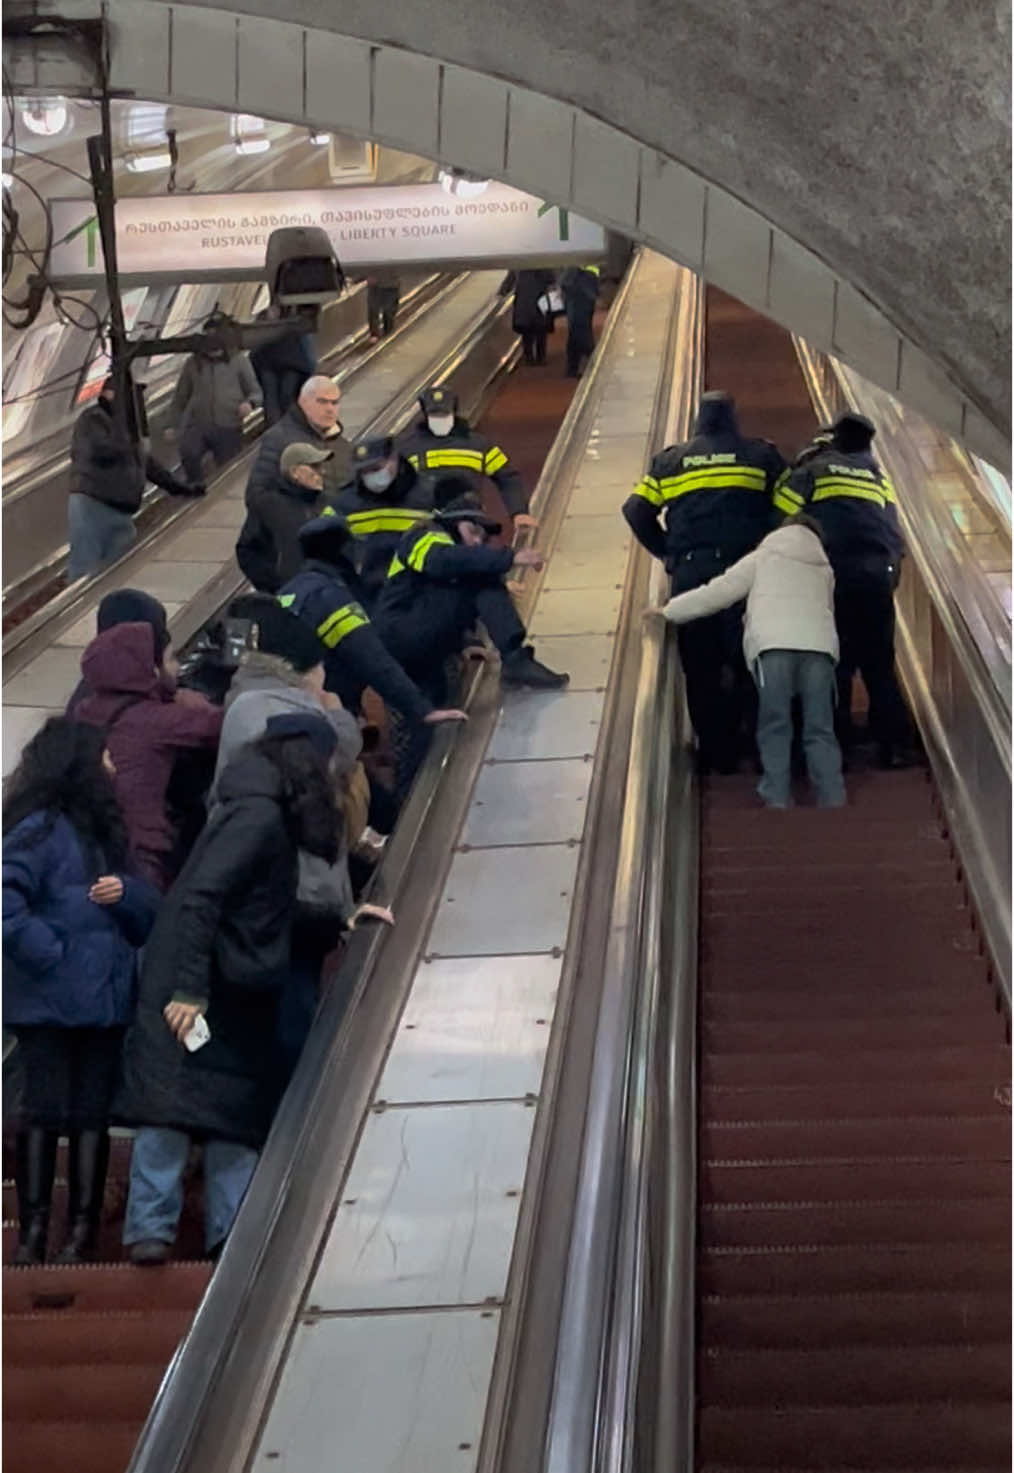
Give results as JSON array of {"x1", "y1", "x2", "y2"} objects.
[{"x1": 75, "y1": 622, "x2": 223, "y2": 890}]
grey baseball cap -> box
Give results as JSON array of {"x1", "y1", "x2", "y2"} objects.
[{"x1": 280, "y1": 442, "x2": 333, "y2": 473}]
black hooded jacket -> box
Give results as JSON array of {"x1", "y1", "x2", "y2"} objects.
[
  {"x1": 115, "y1": 748, "x2": 329, "y2": 1147},
  {"x1": 623, "y1": 398, "x2": 786, "y2": 566}
]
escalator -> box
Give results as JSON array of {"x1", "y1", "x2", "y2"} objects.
[{"x1": 695, "y1": 291, "x2": 1011, "y2": 1470}]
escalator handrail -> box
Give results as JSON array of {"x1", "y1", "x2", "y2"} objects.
[{"x1": 540, "y1": 267, "x2": 702, "y2": 1473}]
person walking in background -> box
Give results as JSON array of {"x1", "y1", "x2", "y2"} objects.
[
  {"x1": 250, "y1": 305, "x2": 317, "y2": 426},
  {"x1": 3, "y1": 719, "x2": 158, "y2": 1264},
  {"x1": 169, "y1": 319, "x2": 261, "y2": 483},
  {"x1": 68, "y1": 377, "x2": 203, "y2": 582},
  {"x1": 560, "y1": 263, "x2": 601, "y2": 378},
  {"x1": 366, "y1": 269, "x2": 401, "y2": 342},
  {"x1": 649, "y1": 514, "x2": 845, "y2": 809},
  {"x1": 503, "y1": 268, "x2": 555, "y2": 365},
  {"x1": 117, "y1": 714, "x2": 345, "y2": 1264}
]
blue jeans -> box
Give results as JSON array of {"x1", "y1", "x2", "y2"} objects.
[
  {"x1": 754, "y1": 650, "x2": 845, "y2": 809},
  {"x1": 67, "y1": 493, "x2": 137, "y2": 582},
  {"x1": 123, "y1": 1126, "x2": 258, "y2": 1254}
]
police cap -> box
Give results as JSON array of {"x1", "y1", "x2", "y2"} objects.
[
  {"x1": 420, "y1": 385, "x2": 459, "y2": 415},
  {"x1": 298, "y1": 509, "x2": 353, "y2": 551},
  {"x1": 436, "y1": 498, "x2": 502, "y2": 537},
  {"x1": 353, "y1": 435, "x2": 395, "y2": 471},
  {"x1": 832, "y1": 412, "x2": 876, "y2": 452}
]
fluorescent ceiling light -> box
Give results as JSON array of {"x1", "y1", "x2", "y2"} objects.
[
  {"x1": 125, "y1": 151, "x2": 171, "y2": 174},
  {"x1": 235, "y1": 137, "x2": 271, "y2": 155},
  {"x1": 311, "y1": 131, "x2": 330, "y2": 145},
  {"x1": 20, "y1": 99, "x2": 68, "y2": 137}
]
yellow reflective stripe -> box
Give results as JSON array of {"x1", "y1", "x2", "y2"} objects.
[
  {"x1": 316, "y1": 602, "x2": 369, "y2": 648},
  {"x1": 773, "y1": 485, "x2": 804, "y2": 515},
  {"x1": 812, "y1": 477, "x2": 888, "y2": 507},
  {"x1": 421, "y1": 448, "x2": 485, "y2": 471},
  {"x1": 320, "y1": 504, "x2": 337, "y2": 519},
  {"x1": 484, "y1": 446, "x2": 509, "y2": 475},
  {"x1": 632, "y1": 475, "x2": 662, "y2": 507},
  {"x1": 387, "y1": 554, "x2": 406, "y2": 579},
  {"x1": 346, "y1": 508, "x2": 430, "y2": 536},
  {"x1": 881, "y1": 474, "x2": 898, "y2": 505},
  {"x1": 277, "y1": 594, "x2": 296, "y2": 609},
  {"x1": 407, "y1": 530, "x2": 455, "y2": 571},
  {"x1": 406, "y1": 453, "x2": 421, "y2": 470},
  {"x1": 660, "y1": 467, "x2": 769, "y2": 498},
  {"x1": 586, "y1": 265, "x2": 601, "y2": 276}
]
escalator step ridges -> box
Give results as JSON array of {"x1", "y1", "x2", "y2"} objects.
[
  {"x1": 698, "y1": 1341, "x2": 1012, "y2": 1404},
  {"x1": 700, "y1": 1241, "x2": 1011, "y2": 1295}
]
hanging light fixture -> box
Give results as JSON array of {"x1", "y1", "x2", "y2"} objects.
[{"x1": 20, "y1": 97, "x2": 69, "y2": 137}]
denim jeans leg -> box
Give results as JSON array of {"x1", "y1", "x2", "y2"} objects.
[
  {"x1": 203, "y1": 1140, "x2": 259, "y2": 1253},
  {"x1": 798, "y1": 652, "x2": 846, "y2": 806},
  {"x1": 67, "y1": 493, "x2": 136, "y2": 582},
  {"x1": 754, "y1": 650, "x2": 795, "y2": 807},
  {"x1": 122, "y1": 1126, "x2": 190, "y2": 1246}
]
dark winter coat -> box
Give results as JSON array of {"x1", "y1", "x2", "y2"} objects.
[
  {"x1": 171, "y1": 351, "x2": 261, "y2": 431},
  {"x1": 510, "y1": 269, "x2": 555, "y2": 332},
  {"x1": 235, "y1": 472, "x2": 326, "y2": 592},
  {"x1": 245, "y1": 403, "x2": 352, "y2": 507},
  {"x1": 115, "y1": 749, "x2": 306, "y2": 1147},
  {"x1": 3, "y1": 812, "x2": 158, "y2": 1029},
  {"x1": 397, "y1": 417, "x2": 528, "y2": 518},
  {"x1": 70, "y1": 400, "x2": 191, "y2": 513},
  {"x1": 74, "y1": 623, "x2": 223, "y2": 890}
]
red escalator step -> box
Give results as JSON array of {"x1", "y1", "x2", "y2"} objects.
[
  {"x1": 701, "y1": 1289, "x2": 1010, "y2": 1348},
  {"x1": 700, "y1": 978, "x2": 994, "y2": 1020},
  {"x1": 698, "y1": 1340, "x2": 1012, "y2": 1406},
  {"x1": 702, "y1": 1078, "x2": 1010, "y2": 1122},
  {"x1": 701, "y1": 1044, "x2": 1001, "y2": 1088},
  {"x1": 702, "y1": 1013, "x2": 1003, "y2": 1054},
  {"x1": 3, "y1": 1262, "x2": 211, "y2": 1315},
  {"x1": 702, "y1": 1113, "x2": 1010, "y2": 1162},
  {"x1": 701, "y1": 1196, "x2": 1011, "y2": 1249},
  {"x1": 700, "y1": 1242, "x2": 1013, "y2": 1297},
  {"x1": 697, "y1": 1401, "x2": 1009, "y2": 1469},
  {"x1": 5, "y1": 1361, "x2": 168, "y2": 1423},
  {"x1": 4, "y1": 1308, "x2": 194, "y2": 1365},
  {"x1": 700, "y1": 1157, "x2": 1010, "y2": 1206},
  {"x1": 2, "y1": 1419, "x2": 143, "y2": 1473}
]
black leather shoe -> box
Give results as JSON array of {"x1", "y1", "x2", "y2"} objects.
[{"x1": 501, "y1": 648, "x2": 569, "y2": 690}]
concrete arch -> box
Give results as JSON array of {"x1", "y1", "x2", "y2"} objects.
[{"x1": 8, "y1": 0, "x2": 1010, "y2": 467}]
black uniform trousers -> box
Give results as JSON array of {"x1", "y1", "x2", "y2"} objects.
[
  {"x1": 565, "y1": 306, "x2": 595, "y2": 376},
  {"x1": 671, "y1": 550, "x2": 757, "y2": 773},
  {"x1": 520, "y1": 327, "x2": 547, "y2": 365},
  {"x1": 367, "y1": 284, "x2": 400, "y2": 338},
  {"x1": 832, "y1": 559, "x2": 910, "y2": 753}
]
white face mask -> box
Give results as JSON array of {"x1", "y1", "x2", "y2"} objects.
[
  {"x1": 362, "y1": 465, "x2": 396, "y2": 493},
  {"x1": 427, "y1": 414, "x2": 455, "y2": 437}
]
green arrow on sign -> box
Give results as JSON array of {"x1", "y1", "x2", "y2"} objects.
[
  {"x1": 56, "y1": 213, "x2": 101, "y2": 268},
  {"x1": 537, "y1": 201, "x2": 570, "y2": 242}
]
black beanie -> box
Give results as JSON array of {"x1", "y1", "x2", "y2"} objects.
[
  {"x1": 265, "y1": 712, "x2": 338, "y2": 761},
  {"x1": 96, "y1": 589, "x2": 170, "y2": 662},
  {"x1": 229, "y1": 594, "x2": 322, "y2": 673}
]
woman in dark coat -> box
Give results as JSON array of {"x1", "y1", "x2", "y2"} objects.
[
  {"x1": 3, "y1": 719, "x2": 158, "y2": 1263},
  {"x1": 117, "y1": 713, "x2": 342, "y2": 1264},
  {"x1": 504, "y1": 268, "x2": 556, "y2": 365}
]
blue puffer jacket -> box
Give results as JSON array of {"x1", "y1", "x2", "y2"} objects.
[{"x1": 3, "y1": 812, "x2": 159, "y2": 1028}]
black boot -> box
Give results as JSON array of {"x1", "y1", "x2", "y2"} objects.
[
  {"x1": 12, "y1": 1128, "x2": 59, "y2": 1266},
  {"x1": 53, "y1": 1129, "x2": 110, "y2": 1264},
  {"x1": 501, "y1": 647, "x2": 570, "y2": 690}
]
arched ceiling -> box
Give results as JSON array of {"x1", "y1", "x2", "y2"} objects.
[{"x1": 5, "y1": 0, "x2": 1010, "y2": 468}]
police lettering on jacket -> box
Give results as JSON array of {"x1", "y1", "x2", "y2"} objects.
[
  {"x1": 623, "y1": 436, "x2": 785, "y2": 564},
  {"x1": 774, "y1": 450, "x2": 902, "y2": 563}
]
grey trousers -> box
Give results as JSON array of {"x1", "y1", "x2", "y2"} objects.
[{"x1": 754, "y1": 649, "x2": 845, "y2": 808}]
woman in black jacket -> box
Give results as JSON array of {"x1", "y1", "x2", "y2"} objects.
[
  {"x1": 503, "y1": 269, "x2": 555, "y2": 365},
  {"x1": 117, "y1": 713, "x2": 341, "y2": 1264}
]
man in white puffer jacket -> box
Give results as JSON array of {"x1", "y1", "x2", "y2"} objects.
[{"x1": 652, "y1": 514, "x2": 845, "y2": 809}]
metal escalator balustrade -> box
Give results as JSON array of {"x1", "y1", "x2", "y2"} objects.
[{"x1": 793, "y1": 338, "x2": 1011, "y2": 1005}]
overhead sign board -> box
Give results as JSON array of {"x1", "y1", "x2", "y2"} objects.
[{"x1": 49, "y1": 181, "x2": 604, "y2": 284}]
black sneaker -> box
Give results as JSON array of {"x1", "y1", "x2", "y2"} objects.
[
  {"x1": 129, "y1": 1239, "x2": 171, "y2": 1267},
  {"x1": 501, "y1": 648, "x2": 569, "y2": 690}
]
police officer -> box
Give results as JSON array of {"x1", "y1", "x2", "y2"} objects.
[
  {"x1": 331, "y1": 436, "x2": 435, "y2": 607},
  {"x1": 278, "y1": 515, "x2": 466, "y2": 736},
  {"x1": 398, "y1": 387, "x2": 538, "y2": 529},
  {"x1": 623, "y1": 390, "x2": 786, "y2": 772},
  {"x1": 775, "y1": 411, "x2": 910, "y2": 767},
  {"x1": 560, "y1": 263, "x2": 600, "y2": 378}
]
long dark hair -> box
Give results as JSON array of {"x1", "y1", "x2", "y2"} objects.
[
  {"x1": 2, "y1": 717, "x2": 129, "y2": 870},
  {"x1": 252, "y1": 732, "x2": 340, "y2": 864}
]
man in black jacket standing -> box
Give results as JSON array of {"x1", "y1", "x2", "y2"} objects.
[
  {"x1": 235, "y1": 442, "x2": 332, "y2": 593},
  {"x1": 623, "y1": 390, "x2": 786, "y2": 772},
  {"x1": 68, "y1": 378, "x2": 203, "y2": 582},
  {"x1": 244, "y1": 375, "x2": 352, "y2": 511}
]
